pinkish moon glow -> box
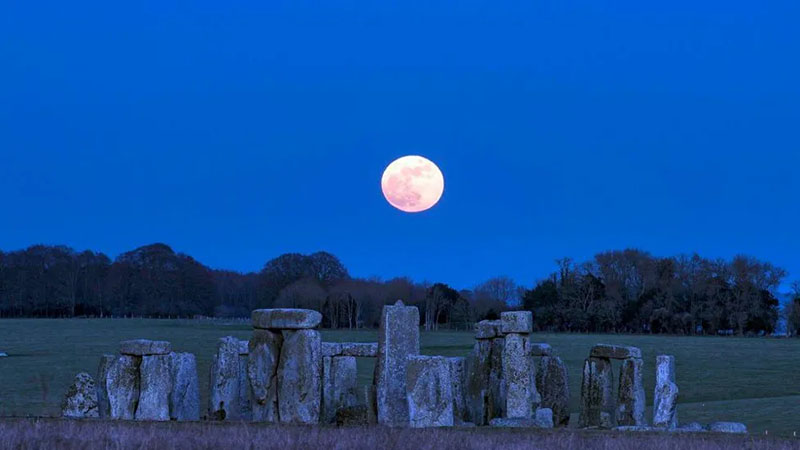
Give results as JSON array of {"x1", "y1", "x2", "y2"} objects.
[{"x1": 381, "y1": 155, "x2": 445, "y2": 213}]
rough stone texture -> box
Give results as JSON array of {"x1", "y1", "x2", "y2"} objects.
[
  {"x1": 322, "y1": 342, "x2": 342, "y2": 357},
  {"x1": 277, "y1": 329, "x2": 322, "y2": 424},
  {"x1": 136, "y1": 354, "x2": 172, "y2": 421},
  {"x1": 614, "y1": 425, "x2": 654, "y2": 432},
  {"x1": 590, "y1": 344, "x2": 642, "y2": 360},
  {"x1": 238, "y1": 354, "x2": 252, "y2": 420},
  {"x1": 536, "y1": 356, "x2": 570, "y2": 427},
  {"x1": 500, "y1": 311, "x2": 533, "y2": 334},
  {"x1": 322, "y1": 356, "x2": 358, "y2": 424},
  {"x1": 677, "y1": 422, "x2": 707, "y2": 432},
  {"x1": 248, "y1": 329, "x2": 282, "y2": 422},
  {"x1": 96, "y1": 354, "x2": 115, "y2": 418},
  {"x1": 488, "y1": 336, "x2": 505, "y2": 421},
  {"x1": 709, "y1": 422, "x2": 747, "y2": 433},
  {"x1": 169, "y1": 352, "x2": 199, "y2": 421},
  {"x1": 335, "y1": 405, "x2": 369, "y2": 426},
  {"x1": 653, "y1": 355, "x2": 679, "y2": 429},
  {"x1": 616, "y1": 358, "x2": 646, "y2": 427},
  {"x1": 107, "y1": 355, "x2": 141, "y2": 420},
  {"x1": 374, "y1": 300, "x2": 420, "y2": 426},
  {"x1": 340, "y1": 342, "x2": 378, "y2": 357},
  {"x1": 579, "y1": 356, "x2": 615, "y2": 428},
  {"x1": 502, "y1": 333, "x2": 540, "y2": 419},
  {"x1": 62, "y1": 373, "x2": 99, "y2": 418},
  {"x1": 252, "y1": 308, "x2": 322, "y2": 330},
  {"x1": 534, "y1": 408, "x2": 554, "y2": 429},
  {"x1": 465, "y1": 340, "x2": 491, "y2": 425},
  {"x1": 475, "y1": 320, "x2": 500, "y2": 339},
  {"x1": 364, "y1": 385, "x2": 378, "y2": 425},
  {"x1": 528, "y1": 343, "x2": 552, "y2": 357},
  {"x1": 120, "y1": 339, "x2": 171, "y2": 356},
  {"x1": 448, "y1": 357, "x2": 467, "y2": 424},
  {"x1": 490, "y1": 417, "x2": 538, "y2": 428},
  {"x1": 406, "y1": 355, "x2": 454, "y2": 428},
  {"x1": 209, "y1": 336, "x2": 242, "y2": 421}
]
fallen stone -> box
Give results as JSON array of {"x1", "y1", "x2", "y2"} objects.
[
  {"x1": 278, "y1": 329, "x2": 322, "y2": 424},
  {"x1": 252, "y1": 308, "x2": 322, "y2": 330},
  {"x1": 489, "y1": 418, "x2": 538, "y2": 428},
  {"x1": 335, "y1": 405, "x2": 368, "y2": 426},
  {"x1": 340, "y1": 342, "x2": 378, "y2": 357},
  {"x1": 169, "y1": 352, "x2": 200, "y2": 421},
  {"x1": 406, "y1": 355, "x2": 454, "y2": 428},
  {"x1": 709, "y1": 422, "x2": 747, "y2": 434},
  {"x1": 536, "y1": 356, "x2": 570, "y2": 427},
  {"x1": 209, "y1": 336, "x2": 242, "y2": 421},
  {"x1": 120, "y1": 339, "x2": 171, "y2": 356},
  {"x1": 500, "y1": 311, "x2": 533, "y2": 334},
  {"x1": 528, "y1": 343, "x2": 552, "y2": 357},
  {"x1": 616, "y1": 358, "x2": 646, "y2": 427},
  {"x1": 590, "y1": 344, "x2": 642, "y2": 360},
  {"x1": 653, "y1": 355, "x2": 678, "y2": 429},
  {"x1": 503, "y1": 333, "x2": 539, "y2": 418},
  {"x1": 475, "y1": 320, "x2": 500, "y2": 339},
  {"x1": 322, "y1": 356, "x2": 358, "y2": 424},
  {"x1": 136, "y1": 354, "x2": 171, "y2": 421},
  {"x1": 107, "y1": 355, "x2": 141, "y2": 420},
  {"x1": 322, "y1": 342, "x2": 342, "y2": 357},
  {"x1": 676, "y1": 422, "x2": 707, "y2": 432},
  {"x1": 62, "y1": 373, "x2": 99, "y2": 418},
  {"x1": 614, "y1": 425, "x2": 654, "y2": 432},
  {"x1": 96, "y1": 354, "x2": 115, "y2": 418},
  {"x1": 579, "y1": 356, "x2": 615, "y2": 428},
  {"x1": 448, "y1": 357, "x2": 467, "y2": 424},
  {"x1": 535, "y1": 408, "x2": 554, "y2": 428},
  {"x1": 248, "y1": 329, "x2": 282, "y2": 422},
  {"x1": 374, "y1": 300, "x2": 420, "y2": 426}
]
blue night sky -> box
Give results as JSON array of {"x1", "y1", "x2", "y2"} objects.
[{"x1": 1, "y1": 1, "x2": 799, "y2": 289}]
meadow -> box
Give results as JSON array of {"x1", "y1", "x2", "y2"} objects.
[{"x1": 0, "y1": 319, "x2": 799, "y2": 437}]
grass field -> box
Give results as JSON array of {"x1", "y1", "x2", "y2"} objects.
[{"x1": 0, "y1": 319, "x2": 799, "y2": 437}]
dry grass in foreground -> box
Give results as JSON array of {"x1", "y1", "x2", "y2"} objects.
[{"x1": 1, "y1": 419, "x2": 799, "y2": 450}]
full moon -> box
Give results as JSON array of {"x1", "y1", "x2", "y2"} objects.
[{"x1": 381, "y1": 155, "x2": 445, "y2": 213}]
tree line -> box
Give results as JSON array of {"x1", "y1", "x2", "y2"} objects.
[{"x1": 0, "y1": 243, "x2": 795, "y2": 336}]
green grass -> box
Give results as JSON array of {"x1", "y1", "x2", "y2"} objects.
[{"x1": 1, "y1": 319, "x2": 799, "y2": 437}]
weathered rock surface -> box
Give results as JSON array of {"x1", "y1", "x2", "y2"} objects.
[
  {"x1": 120, "y1": 339, "x2": 171, "y2": 356},
  {"x1": 107, "y1": 355, "x2": 140, "y2": 420},
  {"x1": 322, "y1": 356, "x2": 358, "y2": 424},
  {"x1": 528, "y1": 343, "x2": 552, "y2": 357},
  {"x1": 340, "y1": 342, "x2": 378, "y2": 357},
  {"x1": 238, "y1": 353, "x2": 252, "y2": 420},
  {"x1": 336, "y1": 405, "x2": 369, "y2": 426},
  {"x1": 475, "y1": 320, "x2": 501, "y2": 339},
  {"x1": 209, "y1": 336, "x2": 242, "y2": 420},
  {"x1": 169, "y1": 352, "x2": 199, "y2": 421},
  {"x1": 96, "y1": 354, "x2": 115, "y2": 418},
  {"x1": 536, "y1": 356, "x2": 570, "y2": 427},
  {"x1": 488, "y1": 336, "x2": 505, "y2": 420},
  {"x1": 252, "y1": 308, "x2": 322, "y2": 330},
  {"x1": 653, "y1": 355, "x2": 678, "y2": 429},
  {"x1": 465, "y1": 340, "x2": 491, "y2": 425},
  {"x1": 677, "y1": 422, "x2": 707, "y2": 432},
  {"x1": 490, "y1": 417, "x2": 539, "y2": 428},
  {"x1": 136, "y1": 354, "x2": 172, "y2": 421},
  {"x1": 62, "y1": 373, "x2": 99, "y2": 418},
  {"x1": 579, "y1": 356, "x2": 615, "y2": 428},
  {"x1": 248, "y1": 328, "x2": 282, "y2": 422},
  {"x1": 322, "y1": 342, "x2": 342, "y2": 357},
  {"x1": 616, "y1": 358, "x2": 646, "y2": 427},
  {"x1": 364, "y1": 385, "x2": 378, "y2": 425},
  {"x1": 500, "y1": 311, "x2": 533, "y2": 334},
  {"x1": 503, "y1": 333, "x2": 539, "y2": 418},
  {"x1": 535, "y1": 408, "x2": 554, "y2": 428},
  {"x1": 590, "y1": 344, "x2": 642, "y2": 360},
  {"x1": 448, "y1": 357, "x2": 467, "y2": 424},
  {"x1": 709, "y1": 422, "x2": 747, "y2": 433},
  {"x1": 614, "y1": 425, "x2": 654, "y2": 432},
  {"x1": 374, "y1": 300, "x2": 420, "y2": 426},
  {"x1": 406, "y1": 355, "x2": 454, "y2": 428},
  {"x1": 278, "y1": 329, "x2": 322, "y2": 424}
]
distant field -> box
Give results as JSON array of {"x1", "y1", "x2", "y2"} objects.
[{"x1": 0, "y1": 319, "x2": 799, "y2": 437}]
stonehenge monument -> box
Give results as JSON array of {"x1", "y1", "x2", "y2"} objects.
[
  {"x1": 653, "y1": 354, "x2": 679, "y2": 429},
  {"x1": 579, "y1": 344, "x2": 645, "y2": 428},
  {"x1": 374, "y1": 300, "x2": 420, "y2": 426}
]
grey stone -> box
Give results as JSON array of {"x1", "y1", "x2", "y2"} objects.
[
  {"x1": 106, "y1": 355, "x2": 140, "y2": 420},
  {"x1": 252, "y1": 308, "x2": 322, "y2": 330},
  {"x1": 238, "y1": 353, "x2": 252, "y2": 420},
  {"x1": 406, "y1": 355, "x2": 454, "y2": 428},
  {"x1": 500, "y1": 311, "x2": 533, "y2": 334},
  {"x1": 277, "y1": 329, "x2": 322, "y2": 424},
  {"x1": 322, "y1": 342, "x2": 342, "y2": 357},
  {"x1": 535, "y1": 408, "x2": 554, "y2": 428},
  {"x1": 677, "y1": 422, "x2": 707, "y2": 432},
  {"x1": 136, "y1": 354, "x2": 171, "y2": 421},
  {"x1": 614, "y1": 425, "x2": 654, "y2": 432},
  {"x1": 169, "y1": 352, "x2": 199, "y2": 421},
  {"x1": 709, "y1": 422, "x2": 747, "y2": 433},
  {"x1": 590, "y1": 344, "x2": 642, "y2": 360},
  {"x1": 322, "y1": 356, "x2": 358, "y2": 424},
  {"x1": 340, "y1": 342, "x2": 378, "y2": 357},
  {"x1": 489, "y1": 417, "x2": 538, "y2": 428},
  {"x1": 528, "y1": 343, "x2": 552, "y2": 357},
  {"x1": 503, "y1": 333, "x2": 539, "y2": 419},
  {"x1": 62, "y1": 373, "x2": 99, "y2": 418},
  {"x1": 579, "y1": 356, "x2": 615, "y2": 428},
  {"x1": 475, "y1": 320, "x2": 500, "y2": 339},
  {"x1": 653, "y1": 355, "x2": 678, "y2": 429},
  {"x1": 536, "y1": 356, "x2": 570, "y2": 427},
  {"x1": 209, "y1": 336, "x2": 242, "y2": 420},
  {"x1": 237, "y1": 340, "x2": 249, "y2": 355},
  {"x1": 248, "y1": 328, "x2": 282, "y2": 422},
  {"x1": 335, "y1": 405, "x2": 369, "y2": 426},
  {"x1": 364, "y1": 385, "x2": 378, "y2": 425},
  {"x1": 448, "y1": 357, "x2": 467, "y2": 424},
  {"x1": 488, "y1": 336, "x2": 505, "y2": 420},
  {"x1": 616, "y1": 358, "x2": 646, "y2": 427},
  {"x1": 465, "y1": 340, "x2": 491, "y2": 425},
  {"x1": 96, "y1": 354, "x2": 115, "y2": 418},
  {"x1": 120, "y1": 339, "x2": 171, "y2": 356},
  {"x1": 373, "y1": 300, "x2": 420, "y2": 426}
]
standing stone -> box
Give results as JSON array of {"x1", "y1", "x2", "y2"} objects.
[
  {"x1": 106, "y1": 355, "x2": 140, "y2": 420},
  {"x1": 579, "y1": 356, "x2": 615, "y2": 428},
  {"x1": 503, "y1": 333, "x2": 538, "y2": 418},
  {"x1": 248, "y1": 329, "x2": 282, "y2": 422},
  {"x1": 373, "y1": 300, "x2": 420, "y2": 426},
  {"x1": 62, "y1": 373, "x2": 99, "y2": 418},
  {"x1": 406, "y1": 356, "x2": 454, "y2": 428},
  {"x1": 136, "y1": 354, "x2": 172, "y2": 421},
  {"x1": 209, "y1": 336, "x2": 242, "y2": 420},
  {"x1": 488, "y1": 336, "x2": 505, "y2": 420},
  {"x1": 465, "y1": 339, "x2": 492, "y2": 425},
  {"x1": 322, "y1": 356, "x2": 358, "y2": 424},
  {"x1": 534, "y1": 407, "x2": 554, "y2": 429},
  {"x1": 277, "y1": 329, "x2": 322, "y2": 424},
  {"x1": 96, "y1": 354, "x2": 115, "y2": 418},
  {"x1": 616, "y1": 358, "x2": 646, "y2": 426},
  {"x1": 536, "y1": 356, "x2": 570, "y2": 427},
  {"x1": 364, "y1": 385, "x2": 378, "y2": 425},
  {"x1": 169, "y1": 352, "x2": 200, "y2": 421},
  {"x1": 237, "y1": 341, "x2": 252, "y2": 420},
  {"x1": 653, "y1": 355, "x2": 679, "y2": 429},
  {"x1": 448, "y1": 357, "x2": 467, "y2": 424}
]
